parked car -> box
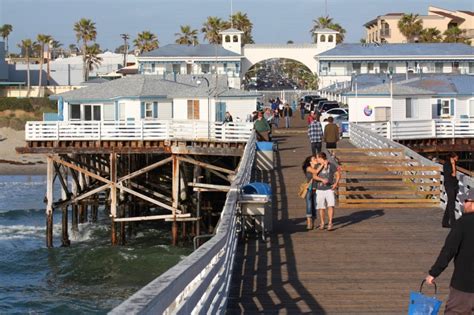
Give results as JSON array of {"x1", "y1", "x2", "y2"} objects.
[
  {"x1": 300, "y1": 95, "x2": 321, "y2": 112},
  {"x1": 318, "y1": 101, "x2": 339, "y2": 113},
  {"x1": 320, "y1": 108, "x2": 348, "y2": 122}
]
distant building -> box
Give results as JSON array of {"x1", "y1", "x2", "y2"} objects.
[
  {"x1": 343, "y1": 75, "x2": 474, "y2": 123},
  {"x1": 315, "y1": 43, "x2": 474, "y2": 89},
  {"x1": 9, "y1": 51, "x2": 137, "y2": 86},
  {"x1": 364, "y1": 6, "x2": 474, "y2": 45},
  {"x1": 0, "y1": 42, "x2": 10, "y2": 81},
  {"x1": 53, "y1": 74, "x2": 260, "y2": 123}
]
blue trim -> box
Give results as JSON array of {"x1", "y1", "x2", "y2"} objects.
[
  {"x1": 450, "y1": 99, "x2": 455, "y2": 115},
  {"x1": 140, "y1": 102, "x2": 145, "y2": 119},
  {"x1": 56, "y1": 95, "x2": 168, "y2": 102},
  {"x1": 153, "y1": 101, "x2": 158, "y2": 118},
  {"x1": 114, "y1": 100, "x2": 119, "y2": 121}
]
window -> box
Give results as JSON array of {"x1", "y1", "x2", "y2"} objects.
[
  {"x1": 145, "y1": 102, "x2": 153, "y2": 118},
  {"x1": 328, "y1": 35, "x2": 334, "y2": 42},
  {"x1": 438, "y1": 99, "x2": 453, "y2": 116},
  {"x1": 84, "y1": 105, "x2": 101, "y2": 121},
  {"x1": 186, "y1": 63, "x2": 193, "y2": 74},
  {"x1": 172, "y1": 64, "x2": 181, "y2": 74},
  {"x1": 380, "y1": 63, "x2": 388, "y2": 73},
  {"x1": 142, "y1": 63, "x2": 152, "y2": 73},
  {"x1": 201, "y1": 64, "x2": 210, "y2": 73},
  {"x1": 368, "y1": 63, "x2": 374, "y2": 72},
  {"x1": 352, "y1": 63, "x2": 361, "y2": 74},
  {"x1": 435, "y1": 62, "x2": 443, "y2": 73},
  {"x1": 233, "y1": 35, "x2": 238, "y2": 42},
  {"x1": 118, "y1": 102, "x2": 126, "y2": 120},
  {"x1": 187, "y1": 100, "x2": 200, "y2": 120},
  {"x1": 103, "y1": 103, "x2": 115, "y2": 121},
  {"x1": 452, "y1": 62, "x2": 460, "y2": 73},
  {"x1": 469, "y1": 62, "x2": 474, "y2": 74},
  {"x1": 320, "y1": 35, "x2": 326, "y2": 42},
  {"x1": 70, "y1": 104, "x2": 80, "y2": 120},
  {"x1": 225, "y1": 35, "x2": 230, "y2": 43},
  {"x1": 406, "y1": 98, "x2": 412, "y2": 118}
]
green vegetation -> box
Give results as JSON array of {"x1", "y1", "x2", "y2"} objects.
[
  {"x1": 397, "y1": 14, "x2": 423, "y2": 43},
  {"x1": 0, "y1": 97, "x2": 56, "y2": 130},
  {"x1": 175, "y1": 25, "x2": 199, "y2": 45},
  {"x1": 0, "y1": 24, "x2": 13, "y2": 55},
  {"x1": 133, "y1": 31, "x2": 159, "y2": 54},
  {"x1": 73, "y1": 18, "x2": 98, "y2": 82},
  {"x1": 201, "y1": 12, "x2": 254, "y2": 45}
]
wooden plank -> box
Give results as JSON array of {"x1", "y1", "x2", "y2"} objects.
[
  {"x1": 338, "y1": 203, "x2": 441, "y2": 209},
  {"x1": 164, "y1": 217, "x2": 201, "y2": 222},
  {"x1": 342, "y1": 174, "x2": 440, "y2": 179},
  {"x1": 119, "y1": 185, "x2": 178, "y2": 213},
  {"x1": 338, "y1": 190, "x2": 440, "y2": 195},
  {"x1": 340, "y1": 198, "x2": 440, "y2": 203},
  {"x1": 188, "y1": 182, "x2": 231, "y2": 192},
  {"x1": 118, "y1": 156, "x2": 173, "y2": 183},
  {"x1": 342, "y1": 165, "x2": 440, "y2": 172},
  {"x1": 49, "y1": 154, "x2": 112, "y2": 185},
  {"x1": 339, "y1": 181, "x2": 441, "y2": 187},
  {"x1": 330, "y1": 148, "x2": 404, "y2": 153},
  {"x1": 177, "y1": 156, "x2": 236, "y2": 175},
  {"x1": 336, "y1": 156, "x2": 407, "y2": 162},
  {"x1": 114, "y1": 213, "x2": 191, "y2": 222}
]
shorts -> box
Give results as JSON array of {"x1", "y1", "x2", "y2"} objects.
[{"x1": 316, "y1": 189, "x2": 335, "y2": 208}]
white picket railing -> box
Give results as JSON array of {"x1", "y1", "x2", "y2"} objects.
[
  {"x1": 356, "y1": 118, "x2": 474, "y2": 140},
  {"x1": 350, "y1": 123, "x2": 473, "y2": 215},
  {"x1": 109, "y1": 132, "x2": 257, "y2": 315},
  {"x1": 25, "y1": 120, "x2": 254, "y2": 142}
]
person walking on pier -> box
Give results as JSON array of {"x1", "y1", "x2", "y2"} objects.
[
  {"x1": 283, "y1": 103, "x2": 293, "y2": 129},
  {"x1": 308, "y1": 114, "x2": 323, "y2": 154},
  {"x1": 302, "y1": 155, "x2": 326, "y2": 230},
  {"x1": 323, "y1": 116, "x2": 340, "y2": 149},
  {"x1": 299, "y1": 99, "x2": 306, "y2": 120},
  {"x1": 442, "y1": 152, "x2": 459, "y2": 228},
  {"x1": 254, "y1": 111, "x2": 271, "y2": 141},
  {"x1": 425, "y1": 188, "x2": 474, "y2": 314},
  {"x1": 315, "y1": 152, "x2": 340, "y2": 231}
]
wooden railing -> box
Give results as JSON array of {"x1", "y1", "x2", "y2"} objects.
[
  {"x1": 350, "y1": 123, "x2": 473, "y2": 214},
  {"x1": 356, "y1": 118, "x2": 474, "y2": 140},
  {"x1": 25, "y1": 120, "x2": 254, "y2": 142},
  {"x1": 110, "y1": 132, "x2": 257, "y2": 314}
]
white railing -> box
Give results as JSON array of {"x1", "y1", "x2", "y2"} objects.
[
  {"x1": 110, "y1": 132, "x2": 257, "y2": 315},
  {"x1": 25, "y1": 120, "x2": 254, "y2": 142},
  {"x1": 356, "y1": 118, "x2": 474, "y2": 140},
  {"x1": 350, "y1": 123, "x2": 473, "y2": 215}
]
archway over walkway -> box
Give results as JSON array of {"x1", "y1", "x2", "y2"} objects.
[{"x1": 241, "y1": 44, "x2": 320, "y2": 77}]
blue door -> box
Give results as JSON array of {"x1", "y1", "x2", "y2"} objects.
[{"x1": 215, "y1": 102, "x2": 226, "y2": 122}]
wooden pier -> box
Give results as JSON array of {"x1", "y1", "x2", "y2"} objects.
[
  {"x1": 227, "y1": 131, "x2": 452, "y2": 314},
  {"x1": 16, "y1": 121, "x2": 253, "y2": 248}
]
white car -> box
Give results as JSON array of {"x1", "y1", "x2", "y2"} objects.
[{"x1": 320, "y1": 108, "x2": 348, "y2": 122}]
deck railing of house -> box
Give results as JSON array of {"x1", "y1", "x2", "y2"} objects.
[
  {"x1": 110, "y1": 132, "x2": 256, "y2": 315},
  {"x1": 25, "y1": 120, "x2": 254, "y2": 142},
  {"x1": 356, "y1": 118, "x2": 474, "y2": 140},
  {"x1": 350, "y1": 122, "x2": 473, "y2": 215}
]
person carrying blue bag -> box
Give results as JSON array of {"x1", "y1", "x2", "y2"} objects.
[{"x1": 424, "y1": 188, "x2": 474, "y2": 314}]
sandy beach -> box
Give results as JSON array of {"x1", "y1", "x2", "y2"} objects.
[{"x1": 0, "y1": 127, "x2": 46, "y2": 175}]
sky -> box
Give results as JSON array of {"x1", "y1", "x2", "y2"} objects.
[{"x1": 0, "y1": 0, "x2": 472, "y2": 53}]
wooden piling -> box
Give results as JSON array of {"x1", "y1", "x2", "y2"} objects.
[
  {"x1": 172, "y1": 155, "x2": 179, "y2": 246},
  {"x1": 60, "y1": 165, "x2": 70, "y2": 247},
  {"x1": 46, "y1": 156, "x2": 54, "y2": 248},
  {"x1": 110, "y1": 152, "x2": 118, "y2": 245}
]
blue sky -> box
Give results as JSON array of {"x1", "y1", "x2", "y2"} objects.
[{"x1": 0, "y1": 0, "x2": 472, "y2": 52}]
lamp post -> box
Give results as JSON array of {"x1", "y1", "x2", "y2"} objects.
[{"x1": 194, "y1": 76, "x2": 211, "y2": 139}]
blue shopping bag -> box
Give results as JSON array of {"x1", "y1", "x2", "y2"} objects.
[{"x1": 408, "y1": 280, "x2": 442, "y2": 315}]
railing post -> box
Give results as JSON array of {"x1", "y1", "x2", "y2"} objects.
[
  {"x1": 98, "y1": 121, "x2": 102, "y2": 141},
  {"x1": 432, "y1": 120, "x2": 436, "y2": 137},
  {"x1": 141, "y1": 120, "x2": 144, "y2": 140},
  {"x1": 56, "y1": 121, "x2": 59, "y2": 140},
  {"x1": 386, "y1": 121, "x2": 391, "y2": 140},
  {"x1": 452, "y1": 119, "x2": 455, "y2": 138}
]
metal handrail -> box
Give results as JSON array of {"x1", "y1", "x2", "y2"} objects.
[{"x1": 110, "y1": 131, "x2": 257, "y2": 315}]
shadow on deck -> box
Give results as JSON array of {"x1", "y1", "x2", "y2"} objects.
[{"x1": 227, "y1": 132, "x2": 452, "y2": 314}]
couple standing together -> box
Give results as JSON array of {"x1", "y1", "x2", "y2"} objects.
[{"x1": 302, "y1": 152, "x2": 341, "y2": 231}]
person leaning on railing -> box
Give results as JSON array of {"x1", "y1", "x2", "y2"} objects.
[{"x1": 254, "y1": 111, "x2": 271, "y2": 141}]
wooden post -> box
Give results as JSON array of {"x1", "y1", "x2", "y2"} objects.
[
  {"x1": 110, "y1": 152, "x2": 118, "y2": 245},
  {"x1": 60, "y1": 165, "x2": 70, "y2": 247},
  {"x1": 46, "y1": 156, "x2": 54, "y2": 248},
  {"x1": 172, "y1": 155, "x2": 179, "y2": 246},
  {"x1": 70, "y1": 168, "x2": 79, "y2": 234}
]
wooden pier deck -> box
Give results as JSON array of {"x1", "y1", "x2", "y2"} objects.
[{"x1": 227, "y1": 127, "x2": 452, "y2": 314}]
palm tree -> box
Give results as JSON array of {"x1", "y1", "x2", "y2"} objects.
[
  {"x1": 17, "y1": 39, "x2": 33, "y2": 96},
  {"x1": 331, "y1": 23, "x2": 346, "y2": 43},
  {"x1": 36, "y1": 34, "x2": 52, "y2": 94},
  {"x1": 0, "y1": 24, "x2": 13, "y2": 55},
  {"x1": 73, "y1": 18, "x2": 97, "y2": 82},
  {"x1": 175, "y1": 25, "x2": 199, "y2": 45},
  {"x1": 443, "y1": 26, "x2": 471, "y2": 44},
  {"x1": 201, "y1": 16, "x2": 226, "y2": 44},
  {"x1": 419, "y1": 28, "x2": 442, "y2": 43},
  {"x1": 230, "y1": 11, "x2": 254, "y2": 44},
  {"x1": 398, "y1": 14, "x2": 423, "y2": 43},
  {"x1": 85, "y1": 43, "x2": 103, "y2": 80},
  {"x1": 133, "y1": 31, "x2": 159, "y2": 54}
]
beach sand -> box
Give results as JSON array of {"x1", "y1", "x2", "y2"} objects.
[{"x1": 0, "y1": 127, "x2": 46, "y2": 175}]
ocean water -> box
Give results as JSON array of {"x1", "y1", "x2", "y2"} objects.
[{"x1": 0, "y1": 175, "x2": 192, "y2": 314}]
